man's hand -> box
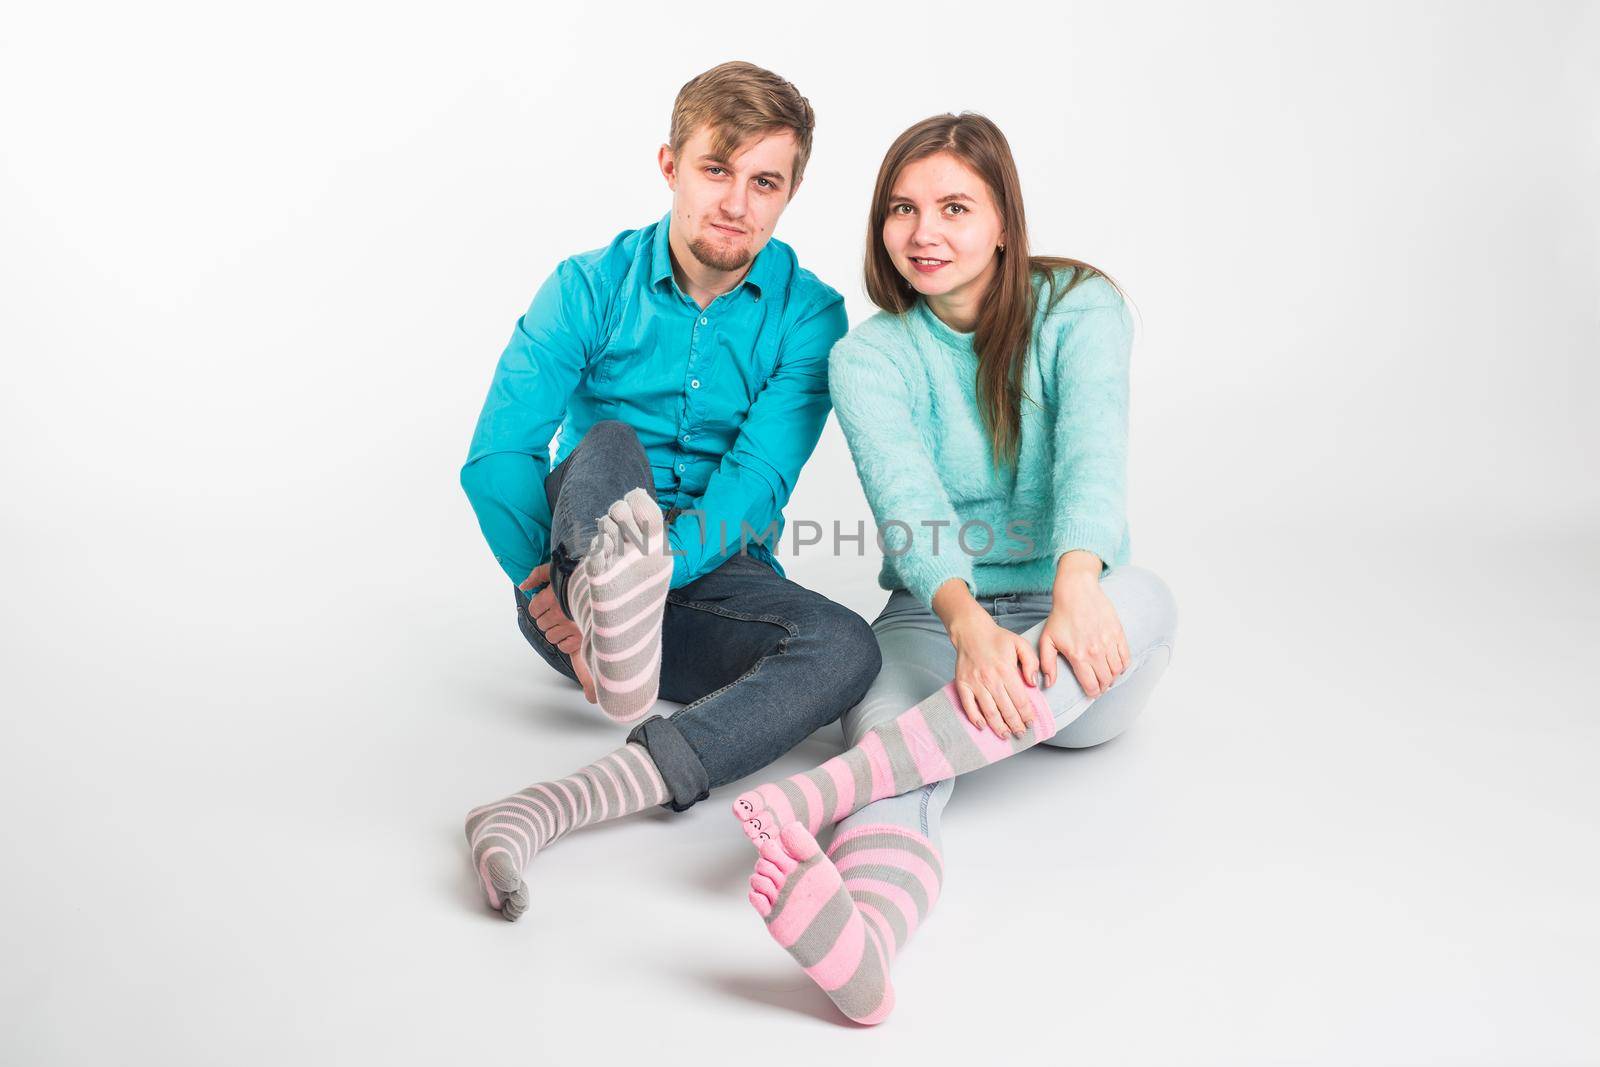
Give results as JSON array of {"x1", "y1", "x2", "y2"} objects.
[{"x1": 519, "y1": 563, "x2": 597, "y2": 703}]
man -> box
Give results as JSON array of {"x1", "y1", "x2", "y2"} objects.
[{"x1": 459, "y1": 61, "x2": 881, "y2": 921}]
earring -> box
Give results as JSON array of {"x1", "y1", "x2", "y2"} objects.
[{"x1": 998, "y1": 243, "x2": 1006, "y2": 252}]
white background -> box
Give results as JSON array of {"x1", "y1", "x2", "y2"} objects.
[{"x1": 3, "y1": 2, "x2": 1597, "y2": 1063}]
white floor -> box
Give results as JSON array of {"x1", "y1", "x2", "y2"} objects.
[{"x1": 5, "y1": 514, "x2": 1597, "y2": 1065}]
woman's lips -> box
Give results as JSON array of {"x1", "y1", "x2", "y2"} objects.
[{"x1": 909, "y1": 257, "x2": 949, "y2": 274}]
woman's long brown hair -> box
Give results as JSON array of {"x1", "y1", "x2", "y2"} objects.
[{"x1": 864, "y1": 113, "x2": 1119, "y2": 465}]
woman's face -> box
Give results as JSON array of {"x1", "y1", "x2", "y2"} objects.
[{"x1": 882, "y1": 151, "x2": 1005, "y2": 313}]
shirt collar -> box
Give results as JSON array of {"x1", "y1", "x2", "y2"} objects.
[{"x1": 650, "y1": 212, "x2": 777, "y2": 301}]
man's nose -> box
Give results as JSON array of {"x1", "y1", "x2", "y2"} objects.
[{"x1": 721, "y1": 185, "x2": 748, "y2": 218}]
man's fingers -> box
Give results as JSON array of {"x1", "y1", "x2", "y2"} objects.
[
  {"x1": 572, "y1": 655, "x2": 597, "y2": 704},
  {"x1": 519, "y1": 563, "x2": 550, "y2": 592}
]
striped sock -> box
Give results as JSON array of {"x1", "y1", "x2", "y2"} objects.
[
  {"x1": 465, "y1": 742, "x2": 667, "y2": 921},
  {"x1": 746, "y1": 821, "x2": 944, "y2": 1025},
  {"x1": 733, "y1": 681, "x2": 1059, "y2": 844},
  {"x1": 566, "y1": 488, "x2": 673, "y2": 725},
  {"x1": 748, "y1": 823, "x2": 897, "y2": 1025}
]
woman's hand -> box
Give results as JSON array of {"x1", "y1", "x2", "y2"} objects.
[
  {"x1": 1039, "y1": 551, "x2": 1129, "y2": 698},
  {"x1": 949, "y1": 615, "x2": 1041, "y2": 739},
  {"x1": 929, "y1": 578, "x2": 1040, "y2": 739}
]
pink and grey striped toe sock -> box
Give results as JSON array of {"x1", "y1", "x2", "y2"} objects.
[
  {"x1": 747, "y1": 822, "x2": 899, "y2": 1025},
  {"x1": 567, "y1": 488, "x2": 673, "y2": 725},
  {"x1": 465, "y1": 742, "x2": 667, "y2": 921},
  {"x1": 733, "y1": 680, "x2": 1059, "y2": 843},
  {"x1": 747, "y1": 821, "x2": 944, "y2": 1024}
]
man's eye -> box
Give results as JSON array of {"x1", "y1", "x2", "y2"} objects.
[
  {"x1": 757, "y1": 178, "x2": 773, "y2": 189},
  {"x1": 707, "y1": 167, "x2": 726, "y2": 176}
]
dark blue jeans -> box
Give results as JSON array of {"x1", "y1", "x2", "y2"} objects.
[{"x1": 516, "y1": 420, "x2": 882, "y2": 812}]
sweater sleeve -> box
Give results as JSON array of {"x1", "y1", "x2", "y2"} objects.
[
  {"x1": 829, "y1": 332, "x2": 975, "y2": 607},
  {"x1": 1048, "y1": 301, "x2": 1133, "y2": 569}
]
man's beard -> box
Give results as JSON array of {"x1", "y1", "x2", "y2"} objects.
[{"x1": 687, "y1": 233, "x2": 753, "y2": 273}]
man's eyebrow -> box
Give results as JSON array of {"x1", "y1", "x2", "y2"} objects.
[{"x1": 698, "y1": 155, "x2": 788, "y2": 185}]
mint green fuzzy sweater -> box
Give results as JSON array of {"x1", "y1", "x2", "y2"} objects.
[{"x1": 828, "y1": 271, "x2": 1133, "y2": 607}]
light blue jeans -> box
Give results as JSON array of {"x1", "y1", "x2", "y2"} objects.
[{"x1": 829, "y1": 566, "x2": 1178, "y2": 851}]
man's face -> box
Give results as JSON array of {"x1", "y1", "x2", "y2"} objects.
[{"x1": 660, "y1": 124, "x2": 799, "y2": 273}]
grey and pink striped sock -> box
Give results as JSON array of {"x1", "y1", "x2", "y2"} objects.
[
  {"x1": 566, "y1": 488, "x2": 673, "y2": 725},
  {"x1": 465, "y1": 742, "x2": 667, "y2": 921},
  {"x1": 746, "y1": 821, "x2": 943, "y2": 1025},
  {"x1": 733, "y1": 680, "x2": 1059, "y2": 844},
  {"x1": 735, "y1": 682, "x2": 1048, "y2": 1022}
]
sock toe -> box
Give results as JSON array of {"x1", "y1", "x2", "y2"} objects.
[
  {"x1": 500, "y1": 884, "x2": 530, "y2": 922},
  {"x1": 607, "y1": 499, "x2": 644, "y2": 549},
  {"x1": 756, "y1": 834, "x2": 798, "y2": 872},
  {"x1": 588, "y1": 515, "x2": 620, "y2": 564},
  {"x1": 484, "y1": 851, "x2": 524, "y2": 895},
  {"x1": 623, "y1": 486, "x2": 659, "y2": 519},
  {"x1": 779, "y1": 822, "x2": 821, "y2": 861}
]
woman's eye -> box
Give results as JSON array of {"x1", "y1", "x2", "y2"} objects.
[
  {"x1": 892, "y1": 204, "x2": 913, "y2": 215},
  {"x1": 945, "y1": 204, "x2": 967, "y2": 215}
]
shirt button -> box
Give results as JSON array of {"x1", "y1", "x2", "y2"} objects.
[
  {"x1": 677, "y1": 463, "x2": 686, "y2": 472},
  {"x1": 699, "y1": 317, "x2": 708, "y2": 325},
  {"x1": 690, "y1": 378, "x2": 701, "y2": 389}
]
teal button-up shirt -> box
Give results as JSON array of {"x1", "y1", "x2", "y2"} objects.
[{"x1": 462, "y1": 214, "x2": 848, "y2": 590}]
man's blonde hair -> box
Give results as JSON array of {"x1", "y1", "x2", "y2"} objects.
[{"x1": 668, "y1": 61, "x2": 815, "y2": 188}]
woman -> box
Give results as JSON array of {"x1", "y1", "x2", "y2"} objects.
[{"x1": 729, "y1": 113, "x2": 1178, "y2": 1024}]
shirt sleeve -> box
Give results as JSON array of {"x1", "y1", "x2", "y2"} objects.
[
  {"x1": 1048, "y1": 301, "x2": 1133, "y2": 570},
  {"x1": 666, "y1": 294, "x2": 847, "y2": 586},
  {"x1": 460, "y1": 259, "x2": 601, "y2": 588},
  {"x1": 828, "y1": 332, "x2": 975, "y2": 608}
]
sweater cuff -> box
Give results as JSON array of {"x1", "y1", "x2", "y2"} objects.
[
  {"x1": 1052, "y1": 521, "x2": 1122, "y2": 573},
  {"x1": 903, "y1": 566, "x2": 976, "y2": 611}
]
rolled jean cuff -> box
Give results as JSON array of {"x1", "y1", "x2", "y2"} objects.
[
  {"x1": 548, "y1": 540, "x2": 581, "y2": 617},
  {"x1": 626, "y1": 714, "x2": 710, "y2": 812}
]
